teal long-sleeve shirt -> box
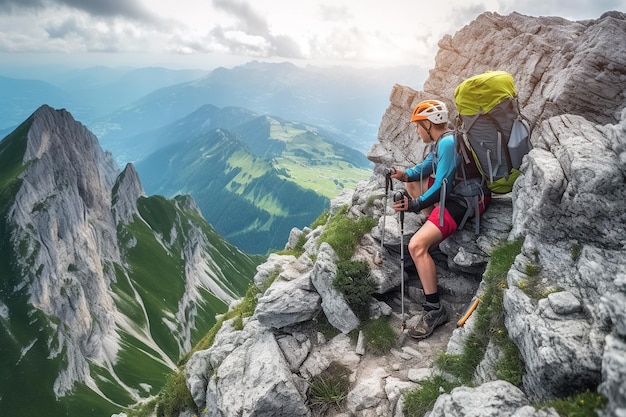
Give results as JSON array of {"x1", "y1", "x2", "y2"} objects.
[{"x1": 405, "y1": 133, "x2": 459, "y2": 209}]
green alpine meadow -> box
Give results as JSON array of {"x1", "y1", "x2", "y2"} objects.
[{"x1": 136, "y1": 109, "x2": 372, "y2": 254}]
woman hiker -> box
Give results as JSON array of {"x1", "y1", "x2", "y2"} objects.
[{"x1": 389, "y1": 99, "x2": 490, "y2": 339}]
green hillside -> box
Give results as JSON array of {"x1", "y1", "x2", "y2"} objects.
[
  {"x1": 136, "y1": 113, "x2": 371, "y2": 254},
  {"x1": 233, "y1": 116, "x2": 371, "y2": 199}
]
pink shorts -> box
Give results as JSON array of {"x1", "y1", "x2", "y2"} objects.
[
  {"x1": 424, "y1": 176, "x2": 491, "y2": 240},
  {"x1": 427, "y1": 207, "x2": 458, "y2": 240},
  {"x1": 424, "y1": 176, "x2": 457, "y2": 240},
  {"x1": 426, "y1": 194, "x2": 491, "y2": 240}
]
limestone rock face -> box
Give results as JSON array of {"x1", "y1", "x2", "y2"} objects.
[
  {"x1": 368, "y1": 10, "x2": 626, "y2": 414},
  {"x1": 505, "y1": 111, "x2": 626, "y2": 404},
  {"x1": 9, "y1": 105, "x2": 122, "y2": 396},
  {"x1": 427, "y1": 11, "x2": 626, "y2": 126}
]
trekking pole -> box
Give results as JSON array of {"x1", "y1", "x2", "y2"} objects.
[
  {"x1": 393, "y1": 190, "x2": 409, "y2": 331},
  {"x1": 374, "y1": 168, "x2": 393, "y2": 265}
]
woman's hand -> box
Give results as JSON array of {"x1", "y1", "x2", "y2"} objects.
[
  {"x1": 389, "y1": 167, "x2": 408, "y2": 182},
  {"x1": 392, "y1": 195, "x2": 409, "y2": 212},
  {"x1": 392, "y1": 191, "x2": 422, "y2": 213}
]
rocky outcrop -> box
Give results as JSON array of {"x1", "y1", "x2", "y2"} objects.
[
  {"x1": 429, "y1": 380, "x2": 537, "y2": 417},
  {"x1": 112, "y1": 163, "x2": 145, "y2": 225},
  {"x1": 185, "y1": 10, "x2": 626, "y2": 417},
  {"x1": 504, "y1": 111, "x2": 626, "y2": 403}
]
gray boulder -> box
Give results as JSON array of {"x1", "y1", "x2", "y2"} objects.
[
  {"x1": 205, "y1": 330, "x2": 310, "y2": 417},
  {"x1": 254, "y1": 270, "x2": 321, "y2": 329},
  {"x1": 429, "y1": 380, "x2": 530, "y2": 417}
]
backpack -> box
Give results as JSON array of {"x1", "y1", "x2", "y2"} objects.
[
  {"x1": 437, "y1": 132, "x2": 490, "y2": 235},
  {"x1": 453, "y1": 71, "x2": 532, "y2": 194}
]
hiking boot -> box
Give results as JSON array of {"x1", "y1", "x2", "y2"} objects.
[{"x1": 408, "y1": 304, "x2": 449, "y2": 339}]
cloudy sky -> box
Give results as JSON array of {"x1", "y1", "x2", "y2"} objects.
[{"x1": 0, "y1": 0, "x2": 623, "y2": 70}]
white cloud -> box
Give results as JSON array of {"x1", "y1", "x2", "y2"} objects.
[{"x1": 0, "y1": 0, "x2": 622, "y2": 69}]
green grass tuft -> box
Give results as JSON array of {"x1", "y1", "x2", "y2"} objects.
[
  {"x1": 307, "y1": 361, "x2": 351, "y2": 413},
  {"x1": 539, "y1": 390, "x2": 607, "y2": 417},
  {"x1": 319, "y1": 205, "x2": 376, "y2": 261},
  {"x1": 361, "y1": 316, "x2": 396, "y2": 355},
  {"x1": 433, "y1": 238, "x2": 525, "y2": 395},
  {"x1": 275, "y1": 232, "x2": 308, "y2": 257},
  {"x1": 154, "y1": 371, "x2": 197, "y2": 417},
  {"x1": 403, "y1": 376, "x2": 458, "y2": 417}
]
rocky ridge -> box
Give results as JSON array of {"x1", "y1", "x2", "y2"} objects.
[{"x1": 183, "y1": 11, "x2": 626, "y2": 417}]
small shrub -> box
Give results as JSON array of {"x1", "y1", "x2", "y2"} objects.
[{"x1": 333, "y1": 259, "x2": 376, "y2": 321}]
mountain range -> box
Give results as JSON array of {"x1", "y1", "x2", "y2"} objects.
[
  {"x1": 0, "y1": 67, "x2": 207, "y2": 138},
  {"x1": 0, "y1": 62, "x2": 424, "y2": 254},
  {"x1": 0, "y1": 62, "x2": 426, "y2": 156}
]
